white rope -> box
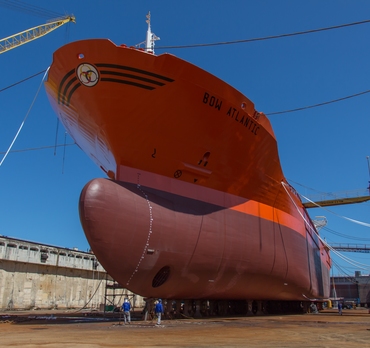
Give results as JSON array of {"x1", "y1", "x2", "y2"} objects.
[
  {"x1": 329, "y1": 246, "x2": 370, "y2": 271},
  {"x1": 0, "y1": 67, "x2": 50, "y2": 167},
  {"x1": 300, "y1": 193, "x2": 370, "y2": 228},
  {"x1": 282, "y1": 182, "x2": 370, "y2": 271},
  {"x1": 281, "y1": 182, "x2": 317, "y2": 236},
  {"x1": 323, "y1": 238, "x2": 370, "y2": 270}
]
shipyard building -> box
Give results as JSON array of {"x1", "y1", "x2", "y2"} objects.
[
  {"x1": 0, "y1": 236, "x2": 144, "y2": 310},
  {"x1": 331, "y1": 271, "x2": 370, "y2": 307}
]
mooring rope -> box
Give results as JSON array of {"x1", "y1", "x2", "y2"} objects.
[
  {"x1": 299, "y1": 193, "x2": 370, "y2": 228},
  {"x1": 282, "y1": 182, "x2": 370, "y2": 271},
  {"x1": 0, "y1": 67, "x2": 50, "y2": 167}
]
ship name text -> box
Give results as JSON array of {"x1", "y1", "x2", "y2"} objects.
[
  {"x1": 203, "y1": 92, "x2": 259, "y2": 135},
  {"x1": 226, "y1": 107, "x2": 259, "y2": 135},
  {"x1": 203, "y1": 92, "x2": 222, "y2": 110}
]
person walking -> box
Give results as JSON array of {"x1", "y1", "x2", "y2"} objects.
[
  {"x1": 155, "y1": 299, "x2": 164, "y2": 325},
  {"x1": 122, "y1": 298, "x2": 131, "y2": 324},
  {"x1": 338, "y1": 302, "x2": 343, "y2": 315}
]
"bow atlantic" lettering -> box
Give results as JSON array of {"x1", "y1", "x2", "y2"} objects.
[{"x1": 203, "y1": 92, "x2": 259, "y2": 135}]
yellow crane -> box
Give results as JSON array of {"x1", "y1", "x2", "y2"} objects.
[
  {"x1": 303, "y1": 195, "x2": 370, "y2": 208},
  {"x1": 304, "y1": 157, "x2": 370, "y2": 208},
  {"x1": 0, "y1": 16, "x2": 75, "y2": 54},
  {"x1": 302, "y1": 188, "x2": 370, "y2": 208}
]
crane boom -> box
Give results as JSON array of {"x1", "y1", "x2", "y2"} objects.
[
  {"x1": 303, "y1": 195, "x2": 370, "y2": 208},
  {"x1": 0, "y1": 16, "x2": 75, "y2": 54},
  {"x1": 302, "y1": 188, "x2": 370, "y2": 208}
]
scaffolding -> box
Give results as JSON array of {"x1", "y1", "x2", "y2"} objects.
[{"x1": 103, "y1": 274, "x2": 136, "y2": 316}]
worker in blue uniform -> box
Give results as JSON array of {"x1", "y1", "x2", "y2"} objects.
[
  {"x1": 155, "y1": 299, "x2": 164, "y2": 325},
  {"x1": 122, "y1": 298, "x2": 131, "y2": 324}
]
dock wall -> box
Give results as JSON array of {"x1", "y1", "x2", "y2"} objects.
[{"x1": 0, "y1": 236, "x2": 144, "y2": 310}]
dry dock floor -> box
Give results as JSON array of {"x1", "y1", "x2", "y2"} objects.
[{"x1": 1, "y1": 309, "x2": 369, "y2": 347}]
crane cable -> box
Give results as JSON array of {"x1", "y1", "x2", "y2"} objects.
[
  {"x1": 266, "y1": 89, "x2": 370, "y2": 116},
  {"x1": 1, "y1": 69, "x2": 369, "y2": 119},
  {"x1": 0, "y1": 143, "x2": 75, "y2": 155},
  {"x1": 322, "y1": 226, "x2": 370, "y2": 242},
  {"x1": 158, "y1": 18, "x2": 370, "y2": 116},
  {"x1": 299, "y1": 194, "x2": 370, "y2": 228},
  {"x1": 0, "y1": 70, "x2": 46, "y2": 93},
  {"x1": 157, "y1": 18, "x2": 370, "y2": 50},
  {"x1": 290, "y1": 176, "x2": 370, "y2": 241},
  {"x1": 0, "y1": 67, "x2": 49, "y2": 167},
  {"x1": 281, "y1": 182, "x2": 370, "y2": 271},
  {"x1": 0, "y1": 15, "x2": 368, "y2": 160},
  {"x1": 0, "y1": 16, "x2": 370, "y2": 116},
  {"x1": 0, "y1": 0, "x2": 64, "y2": 19}
]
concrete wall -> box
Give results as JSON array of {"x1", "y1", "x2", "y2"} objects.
[
  {"x1": 0, "y1": 236, "x2": 144, "y2": 310},
  {"x1": 330, "y1": 274, "x2": 370, "y2": 306}
]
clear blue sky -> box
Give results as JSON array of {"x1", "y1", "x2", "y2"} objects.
[{"x1": 0, "y1": 0, "x2": 369, "y2": 277}]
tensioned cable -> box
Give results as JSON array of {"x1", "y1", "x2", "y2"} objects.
[
  {"x1": 157, "y1": 19, "x2": 370, "y2": 50},
  {"x1": 288, "y1": 178, "x2": 370, "y2": 209},
  {"x1": 72, "y1": 278, "x2": 103, "y2": 313},
  {"x1": 331, "y1": 259, "x2": 363, "y2": 280},
  {"x1": 288, "y1": 178, "x2": 370, "y2": 240},
  {"x1": 281, "y1": 182, "x2": 370, "y2": 271},
  {"x1": 322, "y1": 226, "x2": 370, "y2": 242},
  {"x1": 328, "y1": 243, "x2": 370, "y2": 272},
  {"x1": 0, "y1": 17, "x2": 368, "y2": 158},
  {"x1": 2, "y1": 69, "x2": 370, "y2": 119},
  {"x1": 0, "y1": 143, "x2": 75, "y2": 155},
  {"x1": 0, "y1": 0, "x2": 64, "y2": 19},
  {"x1": 157, "y1": 18, "x2": 370, "y2": 116},
  {"x1": 53, "y1": 118, "x2": 60, "y2": 156},
  {"x1": 288, "y1": 179, "x2": 347, "y2": 197},
  {"x1": 0, "y1": 70, "x2": 47, "y2": 93},
  {"x1": 62, "y1": 132, "x2": 67, "y2": 174},
  {"x1": 1, "y1": 15, "x2": 370, "y2": 116},
  {"x1": 266, "y1": 89, "x2": 370, "y2": 116},
  {"x1": 329, "y1": 245, "x2": 370, "y2": 271},
  {"x1": 300, "y1": 193, "x2": 370, "y2": 228},
  {"x1": 0, "y1": 67, "x2": 49, "y2": 167}
]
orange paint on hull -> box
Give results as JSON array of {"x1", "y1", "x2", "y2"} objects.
[{"x1": 45, "y1": 39, "x2": 331, "y2": 300}]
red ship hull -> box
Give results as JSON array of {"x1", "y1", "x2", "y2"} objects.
[{"x1": 45, "y1": 39, "x2": 331, "y2": 301}]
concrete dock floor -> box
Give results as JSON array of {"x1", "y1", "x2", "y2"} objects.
[{"x1": 1, "y1": 308, "x2": 369, "y2": 347}]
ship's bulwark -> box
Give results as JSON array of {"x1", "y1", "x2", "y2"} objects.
[
  {"x1": 80, "y1": 178, "x2": 327, "y2": 300},
  {"x1": 45, "y1": 38, "x2": 331, "y2": 301}
]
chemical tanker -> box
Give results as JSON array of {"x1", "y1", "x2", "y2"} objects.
[{"x1": 45, "y1": 14, "x2": 331, "y2": 303}]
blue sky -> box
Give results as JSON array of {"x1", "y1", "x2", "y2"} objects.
[{"x1": 0, "y1": 0, "x2": 369, "y2": 277}]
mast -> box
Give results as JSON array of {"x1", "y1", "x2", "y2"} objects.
[{"x1": 145, "y1": 11, "x2": 160, "y2": 54}]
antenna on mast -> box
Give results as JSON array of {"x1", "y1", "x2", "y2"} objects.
[{"x1": 145, "y1": 11, "x2": 160, "y2": 54}]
